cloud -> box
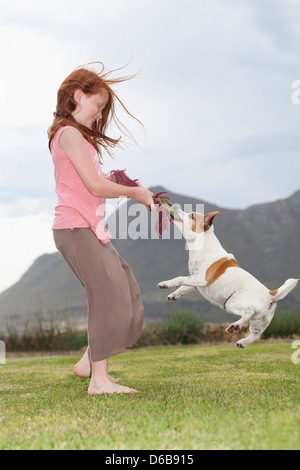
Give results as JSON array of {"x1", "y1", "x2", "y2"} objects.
[
  {"x1": 0, "y1": 0, "x2": 300, "y2": 292},
  {"x1": 0, "y1": 212, "x2": 56, "y2": 294}
]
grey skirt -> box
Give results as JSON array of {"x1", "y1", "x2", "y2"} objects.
[{"x1": 53, "y1": 228, "x2": 144, "y2": 362}]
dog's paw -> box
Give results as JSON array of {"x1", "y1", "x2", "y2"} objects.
[
  {"x1": 226, "y1": 323, "x2": 240, "y2": 334},
  {"x1": 236, "y1": 340, "x2": 246, "y2": 349},
  {"x1": 158, "y1": 282, "x2": 169, "y2": 289},
  {"x1": 167, "y1": 294, "x2": 178, "y2": 301}
]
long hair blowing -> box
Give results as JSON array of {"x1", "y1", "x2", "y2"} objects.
[{"x1": 48, "y1": 62, "x2": 141, "y2": 161}]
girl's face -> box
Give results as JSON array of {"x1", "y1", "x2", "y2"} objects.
[{"x1": 72, "y1": 89, "x2": 109, "y2": 129}]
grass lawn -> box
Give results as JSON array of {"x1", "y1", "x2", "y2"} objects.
[{"x1": 0, "y1": 342, "x2": 299, "y2": 450}]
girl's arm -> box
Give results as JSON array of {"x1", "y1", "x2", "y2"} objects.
[{"x1": 59, "y1": 127, "x2": 155, "y2": 209}]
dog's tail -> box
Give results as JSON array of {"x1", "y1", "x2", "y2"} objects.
[{"x1": 269, "y1": 278, "x2": 299, "y2": 303}]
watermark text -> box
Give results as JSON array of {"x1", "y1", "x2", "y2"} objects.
[
  {"x1": 0, "y1": 340, "x2": 5, "y2": 365},
  {"x1": 291, "y1": 340, "x2": 300, "y2": 365}
]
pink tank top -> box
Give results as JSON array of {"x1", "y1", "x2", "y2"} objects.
[{"x1": 51, "y1": 125, "x2": 111, "y2": 244}]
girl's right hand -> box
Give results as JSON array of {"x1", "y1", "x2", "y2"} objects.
[{"x1": 132, "y1": 187, "x2": 156, "y2": 211}]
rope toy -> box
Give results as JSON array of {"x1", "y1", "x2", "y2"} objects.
[{"x1": 108, "y1": 169, "x2": 179, "y2": 235}]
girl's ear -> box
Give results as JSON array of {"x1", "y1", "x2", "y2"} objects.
[{"x1": 74, "y1": 89, "x2": 82, "y2": 104}]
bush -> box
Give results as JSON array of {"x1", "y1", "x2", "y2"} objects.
[
  {"x1": 2, "y1": 317, "x2": 88, "y2": 353},
  {"x1": 160, "y1": 311, "x2": 205, "y2": 344},
  {"x1": 3, "y1": 329, "x2": 88, "y2": 353},
  {"x1": 134, "y1": 327, "x2": 163, "y2": 348},
  {"x1": 262, "y1": 309, "x2": 300, "y2": 339}
]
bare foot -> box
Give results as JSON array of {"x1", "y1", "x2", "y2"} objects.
[
  {"x1": 73, "y1": 348, "x2": 119, "y2": 383},
  {"x1": 88, "y1": 378, "x2": 138, "y2": 395},
  {"x1": 73, "y1": 353, "x2": 91, "y2": 378}
]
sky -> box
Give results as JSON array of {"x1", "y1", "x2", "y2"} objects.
[{"x1": 0, "y1": 0, "x2": 300, "y2": 293}]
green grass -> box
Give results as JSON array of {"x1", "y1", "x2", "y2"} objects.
[{"x1": 0, "y1": 342, "x2": 299, "y2": 450}]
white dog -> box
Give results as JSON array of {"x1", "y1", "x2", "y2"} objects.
[{"x1": 158, "y1": 209, "x2": 298, "y2": 348}]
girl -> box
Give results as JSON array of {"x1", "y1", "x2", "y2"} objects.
[{"x1": 48, "y1": 63, "x2": 154, "y2": 394}]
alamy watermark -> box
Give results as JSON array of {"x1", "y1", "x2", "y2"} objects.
[
  {"x1": 0, "y1": 340, "x2": 5, "y2": 365},
  {"x1": 291, "y1": 340, "x2": 300, "y2": 365},
  {"x1": 291, "y1": 80, "x2": 300, "y2": 104},
  {"x1": 100, "y1": 201, "x2": 205, "y2": 249},
  {"x1": 0, "y1": 81, "x2": 6, "y2": 105}
]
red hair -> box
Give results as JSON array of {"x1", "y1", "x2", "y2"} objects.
[{"x1": 48, "y1": 62, "x2": 141, "y2": 161}]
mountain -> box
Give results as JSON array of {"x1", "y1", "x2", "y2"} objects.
[{"x1": 0, "y1": 186, "x2": 299, "y2": 332}]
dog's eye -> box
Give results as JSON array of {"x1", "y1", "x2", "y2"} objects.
[{"x1": 189, "y1": 213, "x2": 195, "y2": 220}]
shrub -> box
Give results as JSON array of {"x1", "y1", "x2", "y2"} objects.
[
  {"x1": 262, "y1": 309, "x2": 300, "y2": 339},
  {"x1": 159, "y1": 311, "x2": 205, "y2": 344},
  {"x1": 134, "y1": 327, "x2": 163, "y2": 347},
  {"x1": 2, "y1": 318, "x2": 88, "y2": 353}
]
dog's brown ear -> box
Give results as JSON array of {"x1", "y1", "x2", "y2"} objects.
[{"x1": 204, "y1": 211, "x2": 221, "y2": 231}]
